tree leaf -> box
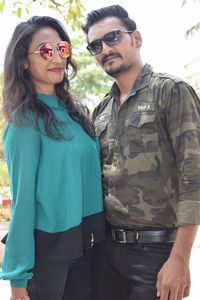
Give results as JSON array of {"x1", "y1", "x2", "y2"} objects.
[
  {"x1": 14, "y1": 1, "x2": 22, "y2": 7},
  {"x1": 0, "y1": 0, "x2": 5, "y2": 13},
  {"x1": 185, "y1": 22, "x2": 200, "y2": 38},
  {"x1": 17, "y1": 7, "x2": 22, "y2": 17}
]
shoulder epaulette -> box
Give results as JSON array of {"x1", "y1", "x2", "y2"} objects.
[{"x1": 158, "y1": 72, "x2": 185, "y2": 84}]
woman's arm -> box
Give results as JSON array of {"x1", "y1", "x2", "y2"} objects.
[{"x1": 0, "y1": 122, "x2": 40, "y2": 288}]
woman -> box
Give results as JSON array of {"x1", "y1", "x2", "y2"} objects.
[{"x1": 0, "y1": 16, "x2": 104, "y2": 300}]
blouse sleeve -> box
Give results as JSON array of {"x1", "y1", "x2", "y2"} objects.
[{"x1": 0, "y1": 122, "x2": 40, "y2": 287}]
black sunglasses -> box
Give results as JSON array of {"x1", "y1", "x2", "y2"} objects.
[{"x1": 87, "y1": 29, "x2": 133, "y2": 56}]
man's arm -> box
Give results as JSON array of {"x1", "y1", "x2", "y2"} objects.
[
  {"x1": 156, "y1": 79, "x2": 200, "y2": 300},
  {"x1": 156, "y1": 225, "x2": 198, "y2": 300}
]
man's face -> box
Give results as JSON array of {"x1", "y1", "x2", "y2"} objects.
[{"x1": 87, "y1": 17, "x2": 142, "y2": 78}]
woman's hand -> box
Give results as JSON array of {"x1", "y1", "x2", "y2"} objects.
[{"x1": 11, "y1": 287, "x2": 30, "y2": 300}]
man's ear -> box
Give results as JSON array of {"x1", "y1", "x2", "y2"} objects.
[
  {"x1": 24, "y1": 59, "x2": 29, "y2": 69},
  {"x1": 133, "y1": 30, "x2": 142, "y2": 48}
]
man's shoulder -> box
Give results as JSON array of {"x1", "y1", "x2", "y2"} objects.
[
  {"x1": 149, "y1": 70, "x2": 193, "y2": 98},
  {"x1": 152, "y1": 70, "x2": 186, "y2": 85},
  {"x1": 151, "y1": 70, "x2": 199, "y2": 100}
]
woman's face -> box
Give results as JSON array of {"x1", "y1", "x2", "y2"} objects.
[{"x1": 25, "y1": 27, "x2": 68, "y2": 95}]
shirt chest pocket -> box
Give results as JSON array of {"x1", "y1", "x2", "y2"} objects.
[{"x1": 125, "y1": 113, "x2": 159, "y2": 153}]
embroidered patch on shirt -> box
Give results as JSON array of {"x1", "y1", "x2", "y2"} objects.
[{"x1": 136, "y1": 103, "x2": 155, "y2": 111}]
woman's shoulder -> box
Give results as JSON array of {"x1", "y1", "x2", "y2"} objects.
[
  {"x1": 3, "y1": 110, "x2": 39, "y2": 141},
  {"x1": 10, "y1": 108, "x2": 36, "y2": 124}
]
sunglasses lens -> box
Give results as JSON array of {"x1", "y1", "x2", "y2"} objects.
[
  {"x1": 38, "y1": 42, "x2": 71, "y2": 60},
  {"x1": 87, "y1": 30, "x2": 122, "y2": 56},
  {"x1": 39, "y1": 44, "x2": 53, "y2": 60},
  {"x1": 88, "y1": 40, "x2": 102, "y2": 56},
  {"x1": 58, "y1": 41, "x2": 71, "y2": 58},
  {"x1": 104, "y1": 31, "x2": 121, "y2": 46}
]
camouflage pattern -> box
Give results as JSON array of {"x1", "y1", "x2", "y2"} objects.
[{"x1": 93, "y1": 64, "x2": 200, "y2": 228}]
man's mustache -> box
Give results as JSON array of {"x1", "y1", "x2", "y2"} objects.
[{"x1": 102, "y1": 52, "x2": 122, "y2": 65}]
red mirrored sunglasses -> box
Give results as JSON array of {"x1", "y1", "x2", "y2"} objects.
[{"x1": 27, "y1": 41, "x2": 71, "y2": 60}]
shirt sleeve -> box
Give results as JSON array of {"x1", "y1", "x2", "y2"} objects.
[
  {"x1": 0, "y1": 122, "x2": 40, "y2": 287},
  {"x1": 165, "y1": 81, "x2": 200, "y2": 225}
]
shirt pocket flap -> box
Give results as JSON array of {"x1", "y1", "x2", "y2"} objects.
[{"x1": 126, "y1": 113, "x2": 156, "y2": 128}]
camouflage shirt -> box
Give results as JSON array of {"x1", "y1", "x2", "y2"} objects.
[{"x1": 93, "y1": 64, "x2": 200, "y2": 228}]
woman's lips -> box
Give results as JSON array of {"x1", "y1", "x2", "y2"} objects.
[{"x1": 48, "y1": 68, "x2": 64, "y2": 72}]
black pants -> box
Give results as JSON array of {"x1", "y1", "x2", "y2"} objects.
[
  {"x1": 27, "y1": 248, "x2": 92, "y2": 300},
  {"x1": 92, "y1": 235, "x2": 173, "y2": 300}
]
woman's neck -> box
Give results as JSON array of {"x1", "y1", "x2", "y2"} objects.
[{"x1": 35, "y1": 83, "x2": 56, "y2": 96}]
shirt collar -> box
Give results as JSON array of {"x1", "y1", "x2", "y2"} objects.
[
  {"x1": 37, "y1": 93, "x2": 65, "y2": 109},
  {"x1": 109, "y1": 63, "x2": 153, "y2": 99}
]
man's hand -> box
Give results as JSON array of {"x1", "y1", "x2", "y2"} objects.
[
  {"x1": 156, "y1": 225, "x2": 198, "y2": 300},
  {"x1": 156, "y1": 256, "x2": 190, "y2": 300}
]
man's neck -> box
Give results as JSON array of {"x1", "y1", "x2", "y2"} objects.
[{"x1": 116, "y1": 62, "x2": 143, "y2": 105}]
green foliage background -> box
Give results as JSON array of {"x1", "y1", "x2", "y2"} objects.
[
  {"x1": 0, "y1": 0, "x2": 86, "y2": 31},
  {"x1": 71, "y1": 36, "x2": 113, "y2": 108},
  {"x1": 0, "y1": 0, "x2": 199, "y2": 200}
]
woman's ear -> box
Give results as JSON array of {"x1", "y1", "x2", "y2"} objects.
[{"x1": 24, "y1": 59, "x2": 29, "y2": 70}]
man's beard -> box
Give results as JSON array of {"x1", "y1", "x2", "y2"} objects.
[{"x1": 105, "y1": 63, "x2": 130, "y2": 77}]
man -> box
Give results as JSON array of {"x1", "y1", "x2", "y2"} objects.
[{"x1": 82, "y1": 4, "x2": 200, "y2": 300}]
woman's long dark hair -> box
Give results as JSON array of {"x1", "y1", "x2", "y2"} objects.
[{"x1": 3, "y1": 16, "x2": 95, "y2": 139}]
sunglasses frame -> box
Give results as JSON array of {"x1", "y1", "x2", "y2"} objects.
[
  {"x1": 87, "y1": 29, "x2": 133, "y2": 56},
  {"x1": 27, "y1": 41, "x2": 71, "y2": 60}
]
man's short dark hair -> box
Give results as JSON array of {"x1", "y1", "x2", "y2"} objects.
[{"x1": 82, "y1": 4, "x2": 137, "y2": 34}]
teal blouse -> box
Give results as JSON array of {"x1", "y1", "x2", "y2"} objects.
[{"x1": 0, "y1": 94, "x2": 104, "y2": 287}]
